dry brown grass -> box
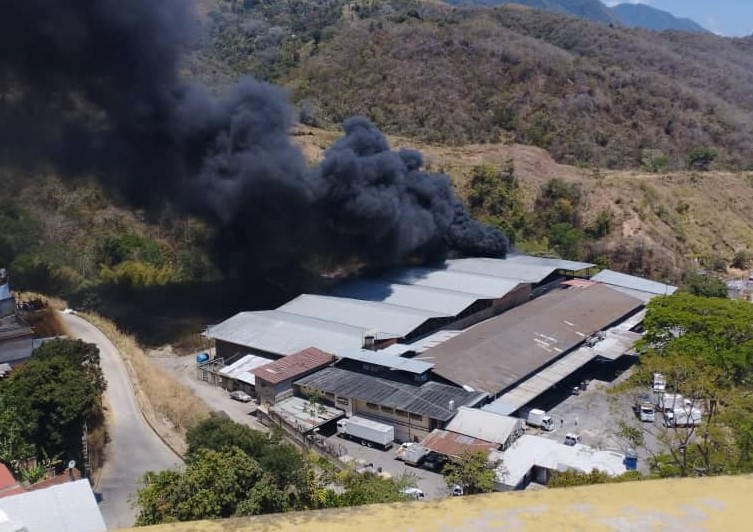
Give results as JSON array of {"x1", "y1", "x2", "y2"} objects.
[{"x1": 78, "y1": 312, "x2": 211, "y2": 456}]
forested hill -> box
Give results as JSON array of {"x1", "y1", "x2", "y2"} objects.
[
  {"x1": 442, "y1": 1, "x2": 708, "y2": 33},
  {"x1": 202, "y1": 1, "x2": 753, "y2": 171}
]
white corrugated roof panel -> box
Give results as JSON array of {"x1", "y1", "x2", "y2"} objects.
[
  {"x1": 483, "y1": 346, "x2": 598, "y2": 416},
  {"x1": 444, "y1": 258, "x2": 558, "y2": 284},
  {"x1": 384, "y1": 267, "x2": 521, "y2": 299},
  {"x1": 218, "y1": 354, "x2": 274, "y2": 386},
  {"x1": 277, "y1": 294, "x2": 444, "y2": 338},
  {"x1": 506, "y1": 254, "x2": 595, "y2": 272},
  {"x1": 445, "y1": 407, "x2": 523, "y2": 445},
  {"x1": 205, "y1": 310, "x2": 372, "y2": 356},
  {"x1": 335, "y1": 348, "x2": 434, "y2": 374},
  {"x1": 330, "y1": 279, "x2": 481, "y2": 316},
  {"x1": 591, "y1": 269, "x2": 677, "y2": 296},
  {"x1": 408, "y1": 330, "x2": 463, "y2": 354},
  {"x1": 0, "y1": 479, "x2": 105, "y2": 532}
]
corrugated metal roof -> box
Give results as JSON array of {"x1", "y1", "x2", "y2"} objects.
[
  {"x1": 269, "y1": 396, "x2": 344, "y2": 432},
  {"x1": 252, "y1": 347, "x2": 334, "y2": 385},
  {"x1": 277, "y1": 294, "x2": 444, "y2": 338},
  {"x1": 484, "y1": 346, "x2": 598, "y2": 416},
  {"x1": 591, "y1": 269, "x2": 677, "y2": 296},
  {"x1": 408, "y1": 330, "x2": 463, "y2": 354},
  {"x1": 506, "y1": 254, "x2": 595, "y2": 272},
  {"x1": 444, "y1": 258, "x2": 558, "y2": 284},
  {"x1": 445, "y1": 407, "x2": 523, "y2": 445},
  {"x1": 421, "y1": 284, "x2": 643, "y2": 395},
  {"x1": 335, "y1": 348, "x2": 434, "y2": 374},
  {"x1": 205, "y1": 310, "x2": 372, "y2": 357},
  {"x1": 219, "y1": 354, "x2": 279, "y2": 386},
  {"x1": 420, "y1": 429, "x2": 498, "y2": 459},
  {"x1": 0, "y1": 479, "x2": 105, "y2": 532},
  {"x1": 294, "y1": 367, "x2": 485, "y2": 421},
  {"x1": 384, "y1": 267, "x2": 522, "y2": 299},
  {"x1": 330, "y1": 279, "x2": 481, "y2": 316}
]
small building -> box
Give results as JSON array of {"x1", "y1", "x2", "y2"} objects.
[
  {"x1": 495, "y1": 435, "x2": 627, "y2": 491},
  {"x1": 420, "y1": 429, "x2": 498, "y2": 461},
  {"x1": 217, "y1": 354, "x2": 274, "y2": 395},
  {"x1": 294, "y1": 366, "x2": 486, "y2": 442},
  {"x1": 590, "y1": 269, "x2": 677, "y2": 302},
  {"x1": 445, "y1": 407, "x2": 524, "y2": 451},
  {"x1": 0, "y1": 478, "x2": 105, "y2": 532},
  {"x1": 252, "y1": 347, "x2": 335, "y2": 406}
]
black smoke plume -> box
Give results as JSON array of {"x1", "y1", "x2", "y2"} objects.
[{"x1": 0, "y1": 0, "x2": 507, "y2": 281}]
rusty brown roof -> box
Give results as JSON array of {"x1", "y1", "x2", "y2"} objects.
[
  {"x1": 252, "y1": 347, "x2": 334, "y2": 385},
  {"x1": 420, "y1": 429, "x2": 497, "y2": 459},
  {"x1": 420, "y1": 284, "x2": 642, "y2": 395}
]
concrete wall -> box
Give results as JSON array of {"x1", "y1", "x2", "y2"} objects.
[{"x1": 256, "y1": 379, "x2": 293, "y2": 406}]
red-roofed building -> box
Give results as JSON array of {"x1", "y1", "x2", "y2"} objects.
[
  {"x1": 252, "y1": 347, "x2": 334, "y2": 405},
  {"x1": 0, "y1": 464, "x2": 23, "y2": 499}
]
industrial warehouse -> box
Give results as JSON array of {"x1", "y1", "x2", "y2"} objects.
[{"x1": 200, "y1": 254, "x2": 676, "y2": 490}]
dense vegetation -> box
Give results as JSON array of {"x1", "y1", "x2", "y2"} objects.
[
  {"x1": 136, "y1": 416, "x2": 414, "y2": 525},
  {"x1": 202, "y1": 1, "x2": 753, "y2": 170},
  {"x1": 626, "y1": 294, "x2": 753, "y2": 477},
  {"x1": 0, "y1": 339, "x2": 104, "y2": 482}
]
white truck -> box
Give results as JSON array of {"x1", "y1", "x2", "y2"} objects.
[
  {"x1": 658, "y1": 393, "x2": 684, "y2": 413},
  {"x1": 396, "y1": 443, "x2": 430, "y2": 466},
  {"x1": 520, "y1": 408, "x2": 555, "y2": 431},
  {"x1": 652, "y1": 373, "x2": 667, "y2": 393},
  {"x1": 664, "y1": 407, "x2": 702, "y2": 428},
  {"x1": 337, "y1": 416, "x2": 395, "y2": 450}
]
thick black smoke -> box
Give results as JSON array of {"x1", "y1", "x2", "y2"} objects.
[{"x1": 0, "y1": 0, "x2": 507, "y2": 280}]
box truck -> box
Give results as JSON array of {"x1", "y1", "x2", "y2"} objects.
[
  {"x1": 520, "y1": 408, "x2": 555, "y2": 431},
  {"x1": 337, "y1": 416, "x2": 395, "y2": 450},
  {"x1": 396, "y1": 443, "x2": 429, "y2": 466},
  {"x1": 652, "y1": 373, "x2": 666, "y2": 393},
  {"x1": 664, "y1": 408, "x2": 702, "y2": 428}
]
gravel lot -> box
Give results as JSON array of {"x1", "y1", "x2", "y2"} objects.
[{"x1": 527, "y1": 356, "x2": 664, "y2": 473}]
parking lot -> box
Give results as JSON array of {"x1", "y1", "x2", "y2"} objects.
[{"x1": 525, "y1": 357, "x2": 664, "y2": 473}]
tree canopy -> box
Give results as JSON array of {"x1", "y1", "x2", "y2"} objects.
[{"x1": 442, "y1": 450, "x2": 497, "y2": 495}]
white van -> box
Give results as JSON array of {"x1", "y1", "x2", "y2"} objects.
[
  {"x1": 652, "y1": 373, "x2": 666, "y2": 392},
  {"x1": 639, "y1": 402, "x2": 656, "y2": 422},
  {"x1": 564, "y1": 433, "x2": 582, "y2": 446}
]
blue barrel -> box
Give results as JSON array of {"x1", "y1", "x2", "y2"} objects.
[
  {"x1": 196, "y1": 352, "x2": 209, "y2": 364},
  {"x1": 624, "y1": 448, "x2": 638, "y2": 471}
]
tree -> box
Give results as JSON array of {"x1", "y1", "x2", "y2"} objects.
[
  {"x1": 135, "y1": 447, "x2": 275, "y2": 525},
  {"x1": 0, "y1": 339, "x2": 104, "y2": 466},
  {"x1": 680, "y1": 272, "x2": 728, "y2": 298},
  {"x1": 443, "y1": 450, "x2": 496, "y2": 495},
  {"x1": 731, "y1": 250, "x2": 752, "y2": 270},
  {"x1": 687, "y1": 147, "x2": 717, "y2": 171},
  {"x1": 186, "y1": 414, "x2": 270, "y2": 460}
]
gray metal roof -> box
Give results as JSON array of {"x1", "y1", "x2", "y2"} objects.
[
  {"x1": 591, "y1": 269, "x2": 677, "y2": 296},
  {"x1": 445, "y1": 407, "x2": 523, "y2": 445},
  {"x1": 418, "y1": 284, "x2": 643, "y2": 395},
  {"x1": 277, "y1": 294, "x2": 444, "y2": 338},
  {"x1": 335, "y1": 348, "x2": 434, "y2": 374},
  {"x1": 483, "y1": 346, "x2": 598, "y2": 415},
  {"x1": 0, "y1": 479, "x2": 105, "y2": 532},
  {"x1": 330, "y1": 279, "x2": 482, "y2": 316},
  {"x1": 443, "y1": 258, "x2": 558, "y2": 284},
  {"x1": 205, "y1": 310, "x2": 372, "y2": 356},
  {"x1": 506, "y1": 254, "x2": 595, "y2": 272},
  {"x1": 384, "y1": 267, "x2": 522, "y2": 299},
  {"x1": 294, "y1": 367, "x2": 485, "y2": 421}
]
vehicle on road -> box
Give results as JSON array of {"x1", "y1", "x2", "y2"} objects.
[
  {"x1": 520, "y1": 408, "x2": 555, "y2": 431},
  {"x1": 639, "y1": 402, "x2": 656, "y2": 422},
  {"x1": 564, "y1": 433, "x2": 582, "y2": 446},
  {"x1": 401, "y1": 487, "x2": 425, "y2": 500},
  {"x1": 229, "y1": 390, "x2": 253, "y2": 402},
  {"x1": 652, "y1": 373, "x2": 667, "y2": 393},
  {"x1": 337, "y1": 416, "x2": 394, "y2": 450}
]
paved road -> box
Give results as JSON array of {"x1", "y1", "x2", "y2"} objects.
[{"x1": 61, "y1": 313, "x2": 182, "y2": 530}]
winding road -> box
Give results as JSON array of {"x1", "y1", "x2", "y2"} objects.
[{"x1": 61, "y1": 313, "x2": 182, "y2": 530}]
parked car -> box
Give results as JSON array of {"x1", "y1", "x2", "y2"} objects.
[
  {"x1": 401, "y1": 487, "x2": 425, "y2": 500},
  {"x1": 452, "y1": 484, "x2": 464, "y2": 496},
  {"x1": 229, "y1": 390, "x2": 253, "y2": 403}
]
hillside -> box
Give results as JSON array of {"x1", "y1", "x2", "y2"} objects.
[
  {"x1": 444, "y1": 1, "x2": 708, "y2": 33},
  {"x1": 611, "y1": 3, "x2": 708, "y2": 33}
]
